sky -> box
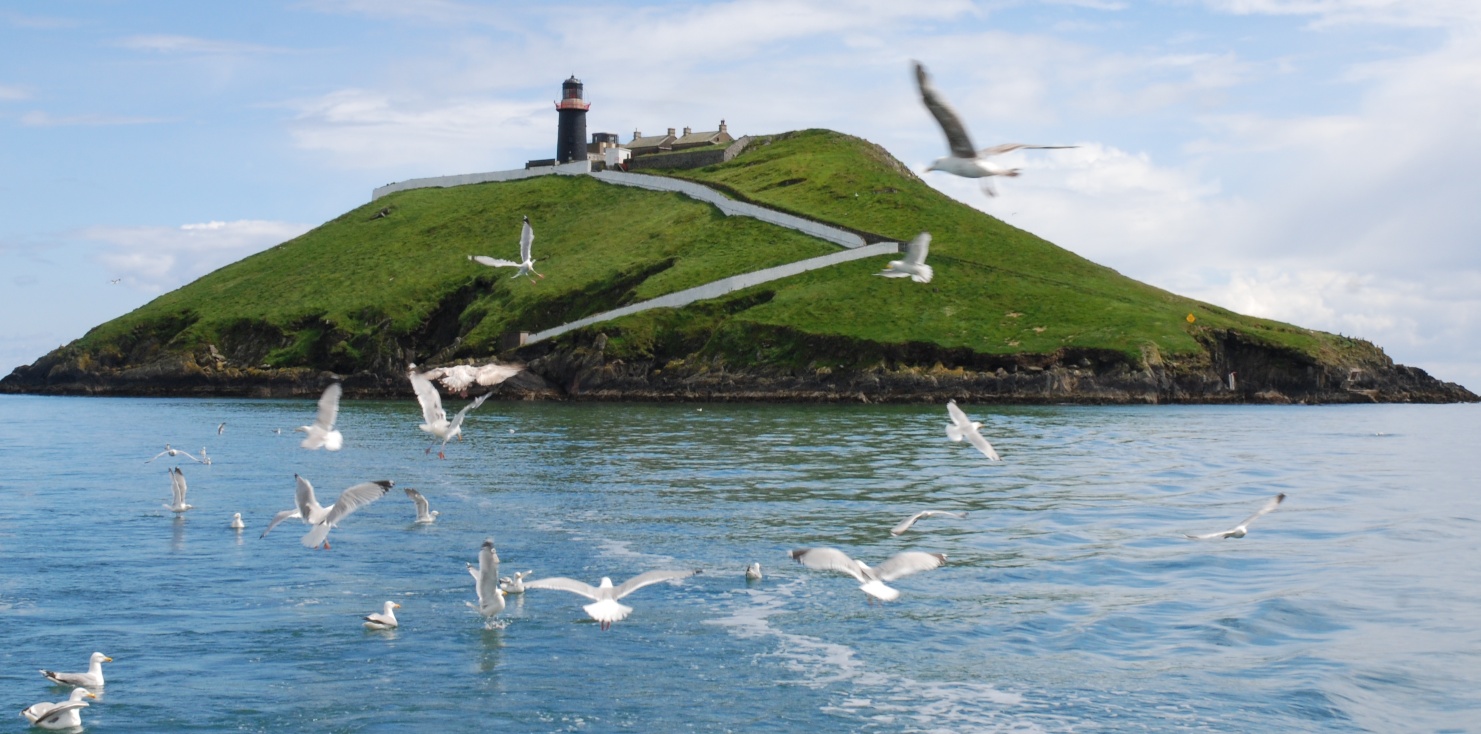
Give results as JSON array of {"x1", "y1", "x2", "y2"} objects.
[{"x1": 3, "y1": 0, "x2": 1479, "y2": 390}]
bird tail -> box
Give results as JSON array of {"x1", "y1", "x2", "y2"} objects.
[
  {"x1": 584, "y1": 600, "x2": 633, "y2": 625},
  {"x1": 912, "y1": 265, "x2": 934, "y2": 284},
  {"x1": 860, "y1": 580, "x2": 900, "y2": 602},
  {"x1": 301, "y1": 523, "x2": 331, "y2": 548},
  {"x1": 324, "y1": 431, "x2": 343, "y2": 452}
]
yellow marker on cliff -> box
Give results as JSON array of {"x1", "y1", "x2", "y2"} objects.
[{"x1": 1186, "y1": 313, "x2": 1196, "y2": 323}]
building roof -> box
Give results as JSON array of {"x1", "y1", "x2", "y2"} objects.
[{"x1": 673, "y1": 129, "x2": 731, "y2": 147}]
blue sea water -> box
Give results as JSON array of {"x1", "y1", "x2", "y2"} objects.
[{"x1": 1, "y1": 396, "x2": 1479, "y2": 732}]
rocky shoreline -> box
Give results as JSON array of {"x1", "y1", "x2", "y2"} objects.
[{"x1": 4, "y1": 330, "x2": 1474, "y2": 405}]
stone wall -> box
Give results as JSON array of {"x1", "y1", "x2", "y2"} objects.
[
  {"x1": 371, "y1": 159, "x2": 591, "y2": 200},
  {"x1": 626, "y1": 135, "x2": 752, "y2": 171}
]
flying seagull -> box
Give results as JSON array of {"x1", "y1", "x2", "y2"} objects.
[
  {"x1": 890, "y1": 510, "x2": 968, "y2": 536},
  {"x1": 467, "y1": 537, "x2": 506, "y2": 619},
  {"x1": 296, "y1": 383, "x2": 344, "y2": 451},
  {"x1": 914, "y1": 60, "x2": 1075, "y2": 196},
  {"x1": 217, "y1": 421, "x2": 226, "y2": 435},
  {"x1": 409, "y1": 365, "x2": 490, "y2": 459},
  {"x1": 40, "y1": 652, "x2": 111, "y2": 689},
  {"x1": 363, "y1": 601, "x2": 400, "y2": 630},
  {"x1": 260, "y1": 474, "x2": 391, "y2": 549},
  {"x1": 404, "y1": 487, "x2": 439, "y2": 523},
  {"x1": 146, "y1": 444, "x2": 198, "y2": 463},
  {"x1": 163, "y1": 467, "x2": 193, "y2": 513},
  {"x1": 424, "y1": 362, "x2": 525, "y2": 395},
  {"x1": 876, "y1": 232, "x2": 934, "y2": 283},
  {"x1": 790, "y1": 548, "x2": 946, "y2": 603},
  {"x1": 525, "y1": 569, "x2": 701, "y2": 630},
  {"x1": 469, "y1": 215, "x2": 544, "y2": 282},
  {"x1": 1185, "y1": 493, "x2": 1286, "y2": 539},
  {"x1": 946, "y1": 400, "x2": 1001, "y2": 461},
  {"x1": 21, "y1": 688, "x2": 96, "y2": 730}
]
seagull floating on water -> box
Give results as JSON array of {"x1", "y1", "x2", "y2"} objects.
[
  {"x1": 745, "y1": 562, "x2": 763, "y2": 581},
  {"x1": 363, "y1": 601, "x2": 400, "y2": 630},
  {"x1": 229, "y1": 512, "x2": 245, "y2": 530},
  {"x1": 525, "y1": 569, "x2": 701, "y2": 630},
  {"x1": 467, "y1": 537, "x2": 506, "y2": 618},
  {"x1": 261, "y1": 474, "x2": 392, "y2": 549},
  {"x1": 790, "y1": 548, "x2": 946, "y2": 603},
  {"x1": 876, "y1": 232, "x2": 934, "y2": 283},
  {"x1": 890, "y1": 510, "x2": 968, "y2": 536},
  {"x1": 21, "y1": 688, "x2": 96, "y2": 730},
  {"x1": 295, "y1": 383, "x2": 344, "y2": 451},
  {"x1": 946, "y1": 400, "x2": 1001, "y2": 460},
  {"x1": 499, "y1": 570, "x2": 534, "y2": 595},
  {"x1": 163, "y1": 467, "x2": 193, "y2": 513},
  {"x1": 469, "y1": 216, "x2": 544, "y2": 282},
  {"x1": 1185, "y1": 493, "x2": 1286, "y2": 539},
  {"x1": 40, "y1": 652, "x2": 111, "y2": 689},
  {"x1": 409, "y1": 365, "x2": 490, "y2": 459},
  {"x1": 403, "y1": 487, "x2": 439, "y2": 523},
  {"x1": 197, "y1": 447, "x2": 211, "y2": 465},
  {"x1": 914, "y1": 60, "x2": 1075, "y2": 197},
  {"x1": 146, "y1": 444, "x2": 198, "y2": 463}
]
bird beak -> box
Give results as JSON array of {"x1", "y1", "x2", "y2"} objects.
[
  {"x1": 393, "y1": 603, "x2": 402, "y2": 609},
  {"x1": 86, "y1": 693, "x2": 98, "y2": 699},
  {"x1": 103, "y1": 657, "x2": 113, "y2": 662}
]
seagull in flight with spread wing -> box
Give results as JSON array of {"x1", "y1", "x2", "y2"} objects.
[
  {"x1": 469, "y1": 215, "x2": 544, "y2": 282},
  {"x1": 915, "y1": 61, "x2": 1075, "y2": 197},
  {"x1": 946, "y1": 400, "x2": 1001, "y2": 461},
  {"x1": 790, "y1": 548, "x2": 946, "y2": 603},
  {"x1": 1185, "y1": 493, "x2": 1286, "y2": 539},
  {"x1": 876, "y1": 232, "x2": 934, "y2": 283},
  {"x1": 295, "y1": 383, "x2": 344, "y2": 451},
  {"x1": 146, "y1": 444, "x2": 198, "y2": 463},
  {"x1": 525, "y1": 569, "x2": 701, "y2": 630},
  {"x1": 260, "y1": 474, "x2": 391, "y2": 549},
  {"x1": 890, "y1": 510, "x2": 968, "y2": 536},
  {"x1": 409, "y1": 364, "x2": 490, "y2": 459}
]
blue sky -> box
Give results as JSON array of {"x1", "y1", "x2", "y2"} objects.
[{"x1": 4, "y1": 0, "x2": 1479, "y2": 389}]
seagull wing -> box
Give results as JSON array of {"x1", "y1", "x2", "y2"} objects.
[
  {"x1": 978, "y1": 143, "x2": 1078, "y2": 156},
  {"x1": 520, "y1": 217, "x2": 534, "y2": 263},
  {"x1": 471, "y1": 256, "x2": 519, "y2": 268},
  {"x1": 293, "y1": 474, "x2": 322, "y2": 520},
  {"x1": 474, "y1": 362, "x2": 525, "y2": 386},
  {"x1": 903, "y1": 232, "x2": 930, "y2": 267},
  {"x1": 964, "y1": 426, "x2": 1001, "y2": 461},
  {"x1": 172, "y1": 468, "x2": 187, "y2": 505},
  {"x1": 37, "y1": 702, "x2": 90, "y2": 724},
  {"x1": 1184, "y1": 529, "x2": 1234, "y2": 540},
  {"x1": 524, "y1": 576, "x2": 603, "y2": 601},
  {"x1": 447, "y1": 393, "x2": 491, "y2": 434},
  {"x1": 790, "y1": 547, "x2": 868, "y2": 583},
  {"x1": 611, "y1": 569, "x2": 700, "y2": 600},
  {"x1": 1238, "y1": 493, "x2": 1286, "y2": 528},
  {"x1": 408, "y1": 368, "x2": 447, "y2": 426},
  {"x1": 890, "y1": 510, "x2": 967, "y2": 536},
  {"x1": 314, "y1": 383, "x2": 342, "y2": 431},
  {"x1": 914, "y1": 61, "x2": 977, "y2": 158},
  {"x1": 174, "y1": 448, "x2": 199, "y2": 463},
  {"x1": 319, "y1": 480, "x2": 393, "y2": 528},
  {"x1": 872, "y1": 551, "x2": 947, "y2": 581},
  {"x1": 404, "y1": 487, "x2": 430, "y2": 517},
  {"x1": 945, "y1": 400, "x2": 971, "y2": 432},
  {"x1": 260, "y1": 508, "x2": 301, "y2": 538}
]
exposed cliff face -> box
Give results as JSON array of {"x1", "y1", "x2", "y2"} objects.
[{"x1": 6, "y1": 324, "x2": 1472, "y2": 405}]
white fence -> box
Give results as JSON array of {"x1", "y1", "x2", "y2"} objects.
[{"x1": 372, "y1": 160, "x2": 591, "y2": 200}]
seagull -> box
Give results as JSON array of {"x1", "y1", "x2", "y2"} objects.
[
  {"x1": 40, "y1": 652, "x2": 111, "y2": 689},
  {"x1": 229, "y1": 512, "x2": 245, "y2": 530},
  {"x1": 163, "y1": 467, "x2": 193, "y2": 513},
  {"x1": 408, "y1": 365, "x2": 490, "y2": 459},
  {"x1": 890, "y1": 510, "x2": 968, "y2": 536},
  {"x1": 946, "y1": 400, "x2": 1001, "y2": 461},
  {"x1": 745, "y1": 562, "x2": 763, "y2": 581},
  {"x1": 146, "y1": 444, "x2": 198, "y2": 463},
  {"x1": 404, "y1": 487, "x2": 439, "y2": 523},
  {"x1": 428, "y1": 362, "x2": 525, "y2": 395},
  {"x1": 261, "y1": 475, "x2": 391, "y2": 549},
  {"x1": 789, "y1": 548, "x2": 946, "y2": 603},
  {"x1": 363, "y1": 601, "x2": 400, "y2": 630},
  {"x1": 876, "y1": 232, "x2": 933, "y2": 283},
  {"x1": 1185, "y1": 493, "x2": 1286, "y2": 539},
  {"x1": 467, "y1": 537, "x2": 506, "y2": 618},
  {"x1": 21, "y1": 688, "x2": 96, "y2": 730},
  {"x1": 217, "y1": 421, "x2": 226, "y2": 435},
  {"x1": 109, "y1": 278, "x2": 121, "y2": 284},
  {"x1": 499, "y1": 570, "x2": 534, "y2": 595},
  {"x1": 197, "y1": 447, "x2": 212, "y2": 465},
  {"x1": 525, "y1": 569, "x2": 701, "y2": 630},
  {"x1": 468, "y1": 215, "x2": 544, "y2": 282},
  {"x1": 914, "y1": 60, "x2": 1075, "y2": 197},
  {"x1": 295, "y1": 383, "x2": 344, "y2": 451}
]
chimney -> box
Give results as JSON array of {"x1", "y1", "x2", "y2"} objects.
[
  {"x1": 667, "y1": 127, "x2": 675, "y2": 137},
  {"x1": 719, "y1": 119, "x2": 727, "y2": 134},
  {"x1": 633, "y1": 129, "x2": 641, "y2": 141},
  {"x1": 683, "y1": 126, "x2": 691, "y2": 136}
]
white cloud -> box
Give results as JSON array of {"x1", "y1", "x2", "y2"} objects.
[
  {"x1": 20, "y1": 111, "x2": 170, "y2": 126},
  {"x1": 116, "y1": 34, "x2": 287, "y2": 54},
  {"x1": 82, "y1": 220, "x2": 314, "y2": 292},
  {"x1": 0, "y1": 84, "x2": 28, "y2": 101},
  {"x1": 1203, "y1": 0, "x2": 1481, "y2": 26}
]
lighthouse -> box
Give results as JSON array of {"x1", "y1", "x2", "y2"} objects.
[{"x1": 554, "y1": 75, "x2": 590, "y2": 164}]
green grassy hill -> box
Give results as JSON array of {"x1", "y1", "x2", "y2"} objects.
[{"x1": 6, "y1": 128, "x2": 1468, "y2": 403}]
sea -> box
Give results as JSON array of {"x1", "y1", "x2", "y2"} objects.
[{"x1": 1, "y1": 395, "x2": 1478, "y2": 733}]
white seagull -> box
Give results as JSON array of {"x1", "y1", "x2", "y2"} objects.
[
  {"x1": 469, "y1": 215, "x2": 544, "y2": 282},
  {"x1": 745, "y1": 562, "x2": 763, "y2": 581},
  {"x1": 296, "y1": 383, "x2": 344, "y2": 451},
  {"x1": 229, "y1": 512, "x2": 245, "y2": 530},
  {"x1": 21, "y1": 688, "x2": 96, "y2": 730},
  {"x1": 1186, "y1": 493, "x2": 1286, "y2": 540},
  {"x1": 409, "y1": 365, "x2": 490, "y2": 459},
  {"x1": 404, "y1": 487, "x2": 439, "y2": 523},
  {"x1": 890, "y1": 510, "x2": 968, "y2": 536},
  {"x1": 426, "y1": 362, "x2": 525, "y2": 395},
  {"x1": 946, "y1": 400, "x2": 1001, "y2": 461},
  {"x1": 40, "y1": 652, "x2": 111, "y2": 689},
  {"x1": 789, "y1": 548, "x2": 946, "y2": 603},
  {"x1": 198, "y1": 447, "x2": 211, "y2": 465},
  {"x1": 260, "y1": 474, "x2": 392, "y2": 549},
  {"x1": 499, "y1": 570, "x2": 534, "y2": 595},
  {"x1": 467, "y1": 537, "x2": 506, "y2": 618},
  {"x1": 525, "y1": 569, "x2": 701, "y2": 630},
  {"x1": 876, "y1": 232, "x2": 934, "y2": 284},
  {"x1": 363, "y1": 601, "x2": 400, "y2": 630},
  {"x1": 914, "y1": 60, "x2": 1075, "y2": 197},
  {"x1": 163, "y1": 467, "x2": 193, "y2": 513},
  {"x1": 146, "y1": 444, "x2": 198, "y2": 463}
]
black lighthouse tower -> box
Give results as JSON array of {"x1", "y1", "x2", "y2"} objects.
[{"x1": 554, "y1": 75, "x2": 590, "y2": 164}]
